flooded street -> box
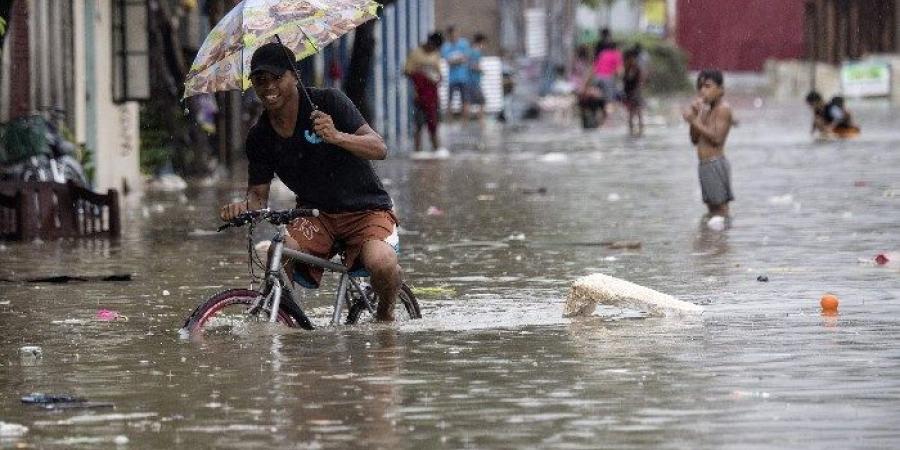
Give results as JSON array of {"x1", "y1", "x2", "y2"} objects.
[{"x1": 2, "y1": 97, "x2": 899, "y2": 448}]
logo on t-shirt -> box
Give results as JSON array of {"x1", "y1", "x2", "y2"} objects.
[{"x1": 304, "y1": 130, "x2": 323, "y2": 145}]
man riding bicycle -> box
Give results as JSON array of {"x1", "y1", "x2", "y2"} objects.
[{"x1": 220, "y1": 42, "x2": 401, "y2": 322}]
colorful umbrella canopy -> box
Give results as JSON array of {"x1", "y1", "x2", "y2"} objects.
[{"x1": 183, "y1": 0, "x2": 380, "y2": 98}]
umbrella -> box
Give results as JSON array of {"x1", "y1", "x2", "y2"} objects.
[{"x1": 183, "y1": 0, "x2": 380, "y2": 103}]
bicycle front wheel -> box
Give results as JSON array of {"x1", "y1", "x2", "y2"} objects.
[
  {"x1": 181, "y1": 289, "x2": 313, "y2": 334},
  {"x1": 346, "y1": 282, "x2": 421, "y2": 325}
]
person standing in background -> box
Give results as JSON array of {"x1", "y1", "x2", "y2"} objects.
[
  {"x1": 441, "y1": 26, "x2": 471, "y2": 122},
  {"x1": 405, "y1": 32, "x2": 447, "y2": 158},
  {"x1": 467, "y1": 33, "x2": 487, "y2": 126},
  {"x1": 622, "y1": 48, "x2": 644, "y2": 137},
  {"x1": 682, "y1": 70, "x2": 734, "y2": 223},
  {"x1": 592, "y1": 41, "x2": 623, "y2": 111}
]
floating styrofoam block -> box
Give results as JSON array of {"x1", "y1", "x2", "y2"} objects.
[{"x1": 565, "y1": 273, "x2": 703, "y2": 317}]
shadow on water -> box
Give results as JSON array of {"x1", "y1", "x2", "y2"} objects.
[{"x1": 2, "y1": 97, "x2": 900, "y2": 448}]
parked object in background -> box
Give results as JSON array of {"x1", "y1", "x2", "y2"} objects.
[{"x1": 0, "y1": 112, "x2": 89, "y2": 188}]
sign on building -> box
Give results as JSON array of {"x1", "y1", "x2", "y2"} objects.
[{"x1": 841, "y1": 61, "x2": 891, "y2": 98}]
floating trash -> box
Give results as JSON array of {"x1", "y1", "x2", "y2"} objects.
[
  {"x1": 521, "y1": 187, "x2": 547, "y2": 195},
  {"x1": 820, "y1": 294, "x2": 839, "y2": 314},
  {"x1": 20, "y1": 392, "x2": 113, "y2": 410},
  {"x1": 22, "y1": 393, "x2": 85, "y2": 404},
  {"x1": 539, "y1": 152, "x2": 568, "y2": 163},
  {"x1": 600, "y1": 240, "x2": 641, "y2": 250},
  {"x1": 426, "y1": 206, "x2": 445, "y2": 216},
  {"x1": 96, "y1": 309, "x2": 128, "y2": 321},
  {"x1": 412, "y1": 286, "x2": 457, "y2": 297},
  {"x1": 874, "y1": 253, "x2": 894, "y2": 265},
  {"x1": 767, "y1": 194, "x2": 795, "y2": 205},
  {"x1": 0, "y1": 421, "x2": 28, "y2": 438},
  {"x1": 566, "y1": 273, "x2": 703, "y2": 317},
  {"x1": 19, "y1": 346, "x2": 42, "y2": 358}
]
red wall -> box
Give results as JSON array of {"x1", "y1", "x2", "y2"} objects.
[{"x1": 676, "y1": 0, "x2": 806, "y2": 71}]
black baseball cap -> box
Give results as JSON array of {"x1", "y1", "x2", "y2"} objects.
[{"x1": 250, "y1": 42, "x2": 295, "y2": 78}]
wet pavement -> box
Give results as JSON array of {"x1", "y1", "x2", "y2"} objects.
[{"x1": 1, "y1": 96, "x2": 899, "y2": 449}]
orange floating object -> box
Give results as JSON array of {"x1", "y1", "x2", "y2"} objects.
[{"x1": 820, "y1": 294, "x2": 839, "y2": 312}]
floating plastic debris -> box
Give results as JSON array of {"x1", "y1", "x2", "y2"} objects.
[
  {"x1": 19, "y1": 346, "x2": 42, "y2": 358},
  {"x1": 767, "y1": 194, "x2": 794, "y2": 205},
  {"x1": 0, "y1": 421, "x2": 28, "y2": 438},
  {"x1": 96, "y1": 309, "x2": 128, "y2": 321},
  {"x1": 707, "y1": 216, "x2": 726, "y2": 231}
]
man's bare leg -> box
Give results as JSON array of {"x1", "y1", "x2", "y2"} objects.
[
  {"x1": 360, "y1": 240, "x2": 401, "y2": 321},
  {"x1": 430, "y1": 128, "x2": 440, "y2": 151},
  {"x1": 413, "y1": 126, "x2": 423, "y2": 153}
]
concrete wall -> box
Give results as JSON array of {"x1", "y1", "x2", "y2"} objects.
[
  {"x1": 677, "y1": 0, "x2": 806, "y2": 71},
  {"x1": 77, "y1": 0, "x2": 142, "y2": 197},
  {"x1": 435, "y1": 0, "x2": 501, "y2": 55},
  {"x1": 766, "y1": 55, "x2": 900, "y2": 105},
  {"x1": 765, "y1": 59, "x2": 841, "y2": 102}
]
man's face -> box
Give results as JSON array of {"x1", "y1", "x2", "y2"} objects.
[
  {"x1": 251, "y1": 71, "x2": 295, "y2": 110},
  {"x1": 697, "y1": 79, "x2": 723, "y2": 104}
]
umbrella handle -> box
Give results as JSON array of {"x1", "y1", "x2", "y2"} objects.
[{"x1": 274, "y1": 34, "x2": 317, "y2": 112}]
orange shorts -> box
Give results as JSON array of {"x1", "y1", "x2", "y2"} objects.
[{"x1": 286, "y1": 209, "x2": 399, "y2": 288}]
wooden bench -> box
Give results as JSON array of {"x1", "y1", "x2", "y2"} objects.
[{"x1": 0, "y1": 181, "x2": 120, "y2": 240}]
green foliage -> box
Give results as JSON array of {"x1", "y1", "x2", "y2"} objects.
[
  {"x1": 0, "y1": 17, "x2": 7, "y2": 37},
  {"x1": 139, "y1": 104, "x2": 174, "y2": 176},
  {"x1": 580, "y1": 0, "x2": 615, "y2": 9},
  {"x1": 619, "y1": 34, "x2": 691, "y2": 94}
]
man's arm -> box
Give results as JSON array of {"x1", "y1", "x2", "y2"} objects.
[
  {"x1": 220, "y1": 183, "x2": 271, "y2": 221},
  {"x1": 689, "y1": 106, "x2": 733, "y2": 146},
  {"x1": 312, "y1": 110, "x2": 387, "y2": 160}
]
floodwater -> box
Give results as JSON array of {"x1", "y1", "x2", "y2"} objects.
[{"x1": 2, "y1": 96, "x2": 899, "y2": 449}]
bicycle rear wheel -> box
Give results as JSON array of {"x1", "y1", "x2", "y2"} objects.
[
  {"x1": 346, "y1": 282, "x2": 421, "y2": 325},
  {"x1": 181, "y1": 289, "x2": 313, "y2": 334}
]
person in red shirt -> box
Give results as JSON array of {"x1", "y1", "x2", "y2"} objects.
[{"x1": 404, "y1": 33, "x2": 446, "y2": 158}]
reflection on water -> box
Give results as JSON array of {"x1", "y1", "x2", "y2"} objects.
[{"x1": 2, "y1": 98, "x2": 900, "y2": 448}]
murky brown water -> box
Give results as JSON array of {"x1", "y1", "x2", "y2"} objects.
[{"x1": 2, "y1": 97, "x2": 899, "y2": 449}]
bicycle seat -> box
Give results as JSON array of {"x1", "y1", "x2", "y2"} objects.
[{"x1": 329, "y1": 240, "x2": 370, "y2": 277}]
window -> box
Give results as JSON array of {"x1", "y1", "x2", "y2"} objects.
[{"x1": 112, "y1": 0, "x2": 149, "y2": 102}]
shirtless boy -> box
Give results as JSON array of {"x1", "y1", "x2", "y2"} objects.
[{"x1": 682, "y1": 70, "x2": 734, "y2": 220}]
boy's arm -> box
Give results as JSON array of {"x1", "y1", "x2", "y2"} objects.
[
  {"x1": 689, "y1": 106, "x2": 732, "y2": 146},
  {"x1": 690, "y1": 123, "x2": 700, "y2": 144}
]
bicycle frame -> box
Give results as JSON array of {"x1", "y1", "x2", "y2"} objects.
[{"x1": 260, "y1": 223, "x2": 375, "y2": 326}]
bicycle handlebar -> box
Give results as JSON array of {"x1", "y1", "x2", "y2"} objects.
[{"x1": 217, "y1": 208, "x2": 319, "y2": 232}]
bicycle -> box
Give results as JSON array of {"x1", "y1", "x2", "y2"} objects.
[{"x1": 180, "y1": 208, "x2": 421, "y2": 334}]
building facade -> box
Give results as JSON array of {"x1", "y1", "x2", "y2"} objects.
[
  {"x1": 675, "y1": 0, "x2": 806, "y2": 72},
  {"x1": 674, "y1": 0, "x2": 899, "y2": 72}
]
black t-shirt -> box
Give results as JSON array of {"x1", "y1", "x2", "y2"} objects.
[{"x1": 246, "y1": 88, "x2": 392, "y2": 213}]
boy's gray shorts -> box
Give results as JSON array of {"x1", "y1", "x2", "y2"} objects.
[{"x1": 698, "y1": 157, "x2": 734, "y2": 206}]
